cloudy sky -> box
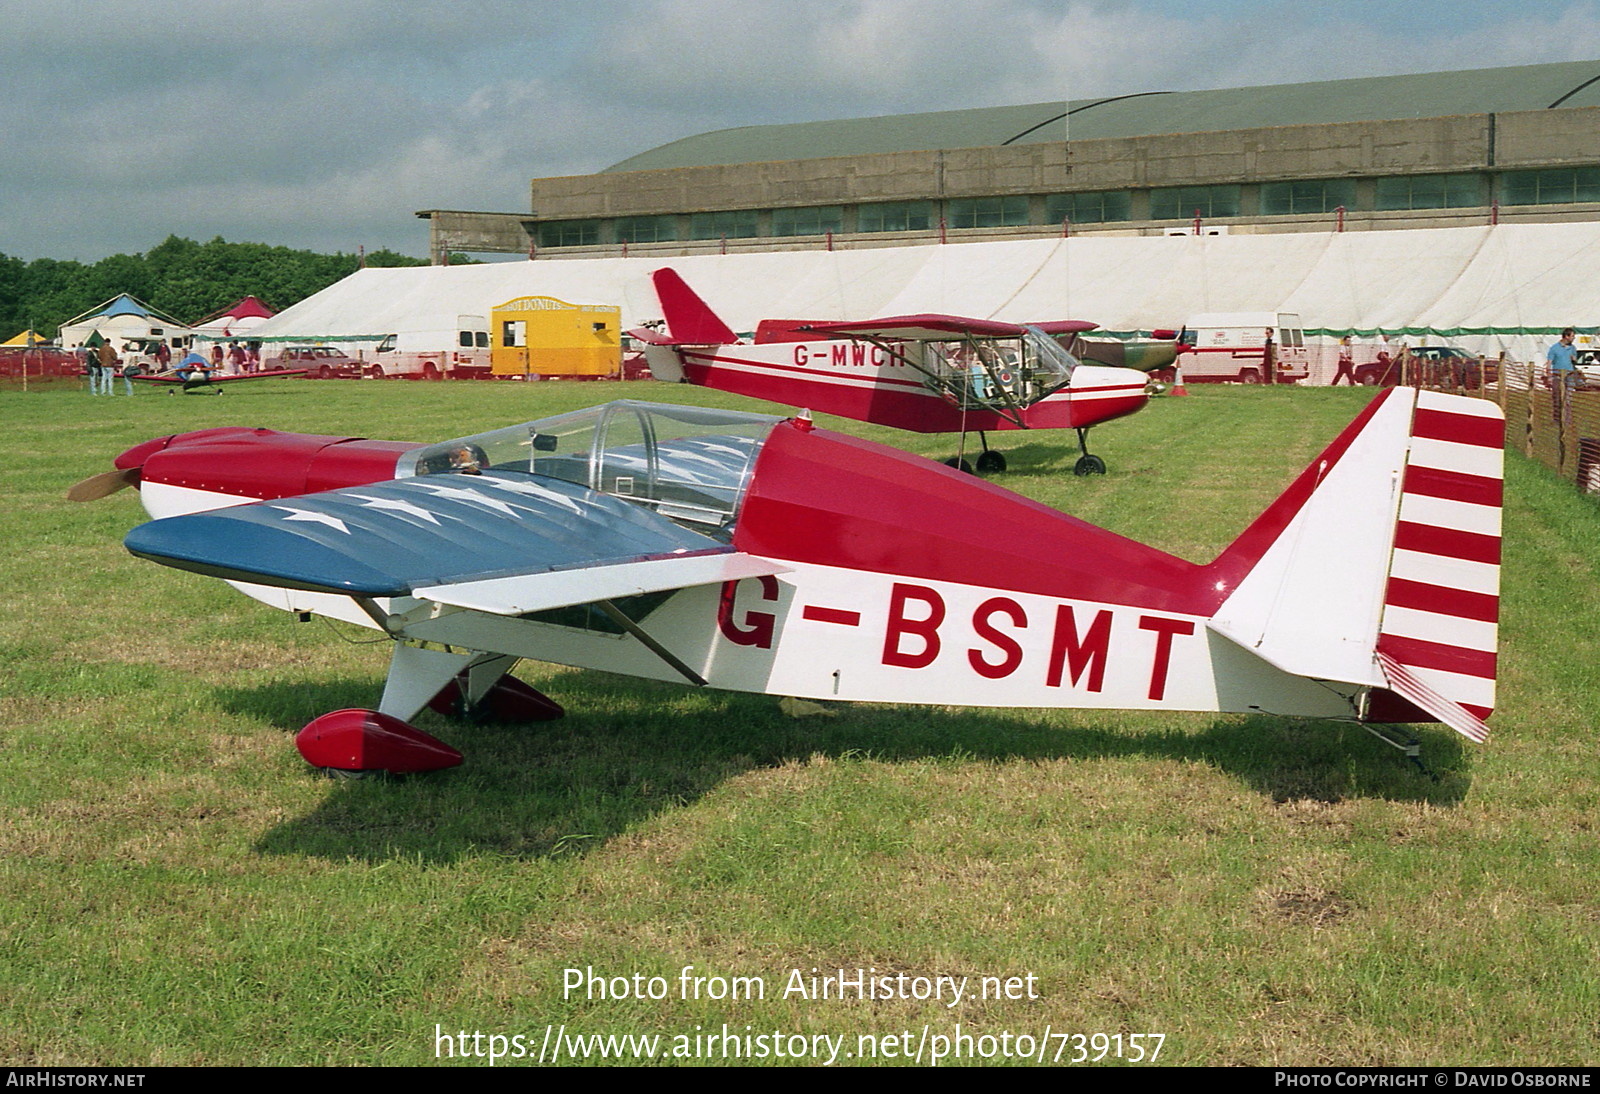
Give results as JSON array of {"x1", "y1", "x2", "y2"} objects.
[{"x1": 5, "y1": 0, "x2": 1598, "y2": 262}]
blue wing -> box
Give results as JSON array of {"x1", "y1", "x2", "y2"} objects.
[{"x1": 125, "y1": 471, "x2": 743, "y2": 599}]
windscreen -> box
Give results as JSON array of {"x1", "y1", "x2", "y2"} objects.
[
  {"x1": 915, "y1": 328, "x2": 1081, "y2": 409},
  {"x1": 401, "y1": 400, "x2": 782, "y2": 531}
]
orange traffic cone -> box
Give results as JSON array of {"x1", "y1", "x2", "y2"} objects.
[{"x1": 1170, "y1": 364, "x2": 1189, "y2": 396}]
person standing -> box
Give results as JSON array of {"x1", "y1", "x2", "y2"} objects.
[
  {"x1": 1331, "y1": 336, "x2": 1357, "y2": 385},
  {"x1": 1547, "y1": 327, "x2": 1579, "y2": 385},
  {"x1": 96, "y1": 341, "x2": 117, "y2": 396},
  {"x1": 1547, "y1": 327, "x2": 1580, "y2": 424}
]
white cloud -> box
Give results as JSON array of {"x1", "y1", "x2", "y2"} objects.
[{"x1": 0, "y1": 0, "x2": 1595, "y2": 260}]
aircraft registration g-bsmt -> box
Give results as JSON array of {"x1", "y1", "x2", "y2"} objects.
[{"x1": 73, "y1": 387, "x2": 1502, "y2": 775}]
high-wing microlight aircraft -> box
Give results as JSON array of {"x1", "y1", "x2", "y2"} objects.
[
  {"x1": 134, "y1": 353, "x2": 308, "y2": 394},
  {"x1": 630, "y1": 269, "x2": 1153, "y2": 475},
  {"x1": 74, "y1": 388, "x2": 1502, "y2": 776}
]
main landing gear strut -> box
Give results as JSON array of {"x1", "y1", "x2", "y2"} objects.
[
  {"x1": 1072, "y1": 427, "x2": 1107, "y2": 477},
  {"x1": 294, "y1": 644, "x2": 564, "y2": 776}
]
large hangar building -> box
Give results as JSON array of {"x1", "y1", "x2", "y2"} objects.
[{"x1": 419, "y1": 60, "x2": 1600, "y2": 263}]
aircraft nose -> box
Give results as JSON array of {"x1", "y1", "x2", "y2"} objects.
[
  {"x1": 113, "y1": 434, "x2": 179, "y2": 471},
  {"x1": 67, "y1": 433, "x2": 186, "y2": 501}
]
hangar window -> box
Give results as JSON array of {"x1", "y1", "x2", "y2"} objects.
[
  {"x1": 772, "y1": 206, "x2": 844, "y2": 237},
  {"x1": 615, "y1": 215, "x2": 679, "y2": 243},
  {"x1": 1045, "y1": 191, "x2": 1131, "y2": 224},
  {"x1": 858, "y1": 200, "x2": 934, "y2": 233},
  {"x1": 537, "y1": 220, "x2": 601, "y2": 248},
  {"x1": 690, "y1": 210, "x2": 760, "y2": 240},
  {"x1": 1501, "y1": 168, "x2": 1600, "y2": 206},
  {"x1": 946, "y1": 196, "x2": 1029, "y2": 229},
  {"x1": 1150, "y1": 185, "x2": 1242, "y2": 220},
  {"x1": 1375, "y1": 174, "x2": 1484, "y2": 211},
  {"x1": 1261, "y1": 178, "x2": 1357, "y2": 216}
]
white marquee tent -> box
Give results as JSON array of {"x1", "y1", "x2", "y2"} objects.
[{"x1": 246, "y1": 222, "x2": 1600, "y2": 364}]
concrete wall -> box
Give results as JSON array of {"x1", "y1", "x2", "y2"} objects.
[
  {"x1": 418, "y1": 106, "x2": 1600, "y2": 260},
  {"x1": 528, "y1": 108, "x2": 1600, "y2": 219}
]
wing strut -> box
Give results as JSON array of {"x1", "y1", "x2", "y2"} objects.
[{"x1": 596, "y1": 599, "x2": 708, "y2": 687}]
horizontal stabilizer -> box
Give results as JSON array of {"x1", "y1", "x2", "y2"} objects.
[
  {"x1": 1377, "y1": 652, "x2": 1490, "y2": 743},
  {"x1": 626, "y1": 326, "x2": 691, "y2": 347}
]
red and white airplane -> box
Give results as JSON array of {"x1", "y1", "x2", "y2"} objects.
[
  {"x1": 75, "y1": 387, "x2": 1501, "y2": 776},
  {"x1": 630, "y1": 269, "x2": 1154, "y2": 475}
]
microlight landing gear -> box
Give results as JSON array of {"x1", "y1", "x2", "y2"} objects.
[
  {"x1": 1072, "y1": 428, "x2": 1107, "y2": 477},
  {"x1": 294, "y1": 644, "x2": 564, "y2": 776},
  {"x1": 945, "y1": 433, "x2": 1007, "y2": 475}
]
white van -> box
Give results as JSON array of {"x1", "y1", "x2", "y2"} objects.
[
  {"x1": 1181, "y1": 312, "x2": 1311, "y2": 384},
  {"x1": 367, "y1": 315, "x2": 492, "y2": 379}
]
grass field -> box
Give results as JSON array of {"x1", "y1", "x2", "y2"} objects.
[{"x1": 2, "y1": 377, "x2": 1597, "y2": 1066}]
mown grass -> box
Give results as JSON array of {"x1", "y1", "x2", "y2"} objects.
[{"x1": 1, "y1": 376, "x2": 1596, "y2": 1066}]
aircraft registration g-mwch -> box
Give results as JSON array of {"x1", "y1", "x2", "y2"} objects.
[
  {"x1": 73, "y1": 387, "x2": 1502, "y2": 776},
  {"x1": 629, "y1": 269, "x2": 1155, "y2": 475}
]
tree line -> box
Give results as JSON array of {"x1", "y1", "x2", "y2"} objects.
[{"x1": 0, "y1": 235, "x2": 445, "y2": 341}]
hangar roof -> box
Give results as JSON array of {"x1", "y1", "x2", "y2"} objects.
[{"x1": 604, "y1": 60, "x2": 1600, "y2": 173}]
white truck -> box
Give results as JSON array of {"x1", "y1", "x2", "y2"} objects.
[
  {"x1": 365, "y1": 314, "x2": 492, "y2": 379},
  {"x1": 1180, "y1": 312, "x2": 1311, "y2": 384}
]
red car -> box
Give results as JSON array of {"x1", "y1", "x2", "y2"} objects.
[{"x1": 266, "y1": 346, "x2": 362, "y2": 379}]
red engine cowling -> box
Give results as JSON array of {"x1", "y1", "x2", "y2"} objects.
[{"x1": 116, "y1": 429, "x2": 422, "y2": 501}]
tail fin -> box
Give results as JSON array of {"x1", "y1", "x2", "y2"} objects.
[
  {"x1": 1206, "y1": 388, "x2": 1503, "y2": 741},
  {"x1": 652, "y1": 268, "x2": 738, "y2": 345}
]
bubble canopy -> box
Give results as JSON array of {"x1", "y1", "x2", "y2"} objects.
[{"x1": 400, "y1": 400, "x2": 784, "y2": 530}]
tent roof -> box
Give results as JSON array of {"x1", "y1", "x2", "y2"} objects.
[
  {"x1": 244, "y1": 222, "x2": 1600, "y2": 350},
  {"x1": 196, "y1": 296, "x2": 276, "y2": 325},
  {"x1": 62, "y1": 293, "x2": 186, "y2": 329}
]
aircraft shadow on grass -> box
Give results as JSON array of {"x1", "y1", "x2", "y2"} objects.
[{"x1": 224, "y1": 671, "x2": 1470, "y2": 866}]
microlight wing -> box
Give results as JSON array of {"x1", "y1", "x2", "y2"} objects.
[{"x1": 124, "y1": 469, "x2": 785, "y2": 611}]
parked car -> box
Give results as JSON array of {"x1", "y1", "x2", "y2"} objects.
[
  {"x1": 1353, "y1": 354, "x2": 1401, "y2": 386},
  {"x1": 266, "y1": 345, "x2": 363, "y2": 379},
  {"x1": 1409, "y1": 346, "x2": 1483, "y2": 387}
]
